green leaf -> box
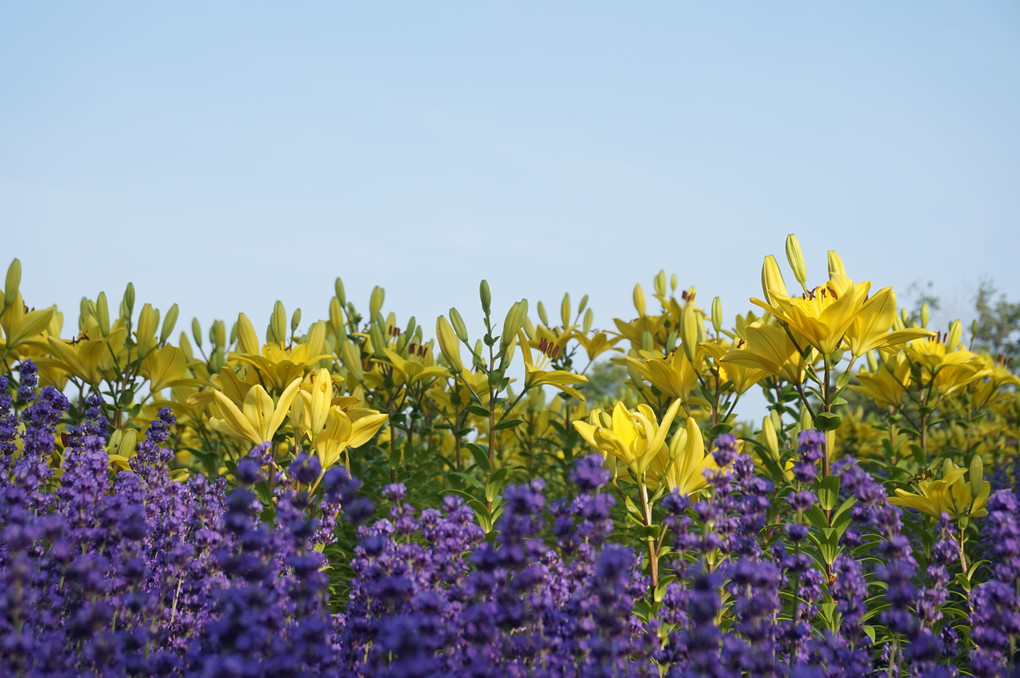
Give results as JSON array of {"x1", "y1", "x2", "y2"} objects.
[
  {"x1": 834, "y1": 369, "x2": 852, "y2": 392},
  {"x1": 493, "y1": 418, "x2": 525, "y2": 431},
  {"x1": 815, "y1": 475, "x2": 841, "y2": 512},
  {"x1": 485, "y1": 467, "x2": 509, "y2": 503},
  {"x1": 653, "y1": 574, "x2": 677, "y2": 603},
  {"x1": 466, "y1": 403, "x2": 491, "y2": 417},
  {"x1": 813, "y1": 412, "x2": 842, "y2": 431},
  {"x1": 466, "y1": 443, "x2": 491, "y2": 473}
]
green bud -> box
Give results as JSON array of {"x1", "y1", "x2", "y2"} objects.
[
  {"x1": 449, "y1": 307, "x2": 469, "y2": 342},
  {"x1": 920, "y1": 302, "x2": 929, "y2": 328},
  {"x1": 121, "y1": 282, "x2": 135, "y2": 317},
  {"x1": 3, "y1": 258, "x2": 21, "y2": 309},
  {"x1": 79, "y1": 297, "x2": 95, "y2": 329},
  {"x1": 537, "y1": 300, "x2": 549, "y2": 327},
  {"x1": 405, "y1": 316, "x2": 417, "y2": 339},
  {"x1": 970, "y1": 455, "x2": 984, "y2": 499},
  {"x1": 947, "y1": 319, "x2": 962, "y2": 351},
  {"x1": 664, "y1": 330, "x2": 678, "y2": 354},
  {"x1": 583, "y1": 308, "x2": 593, "y2": 334},
  {"x1": 334, "y1": 277, "x2": 346, "y2": 307},
  {"x1": 680, "y1": 303, "x2": 699, "y2": 364},
  {"x1": 227, "y1": 321, "x2": 237, "y2": 347},
  {"x1": 96, "y1": 292, "x2": 110, "y2": 336},
  {"x1": 578, "y1": 294, "x2": 589, "y2": 315},
  {"x1": 269, "y1": 300, "x2": 287, "y2": 345},
  {"x1": 191, "y1": 317, "x2": 203, "y2": 347},
  {"x1": 160, "y1": 303, "x2": 179, "y2": 344},
  {"x1": 866, "y1": 349, "x2": 878, "y2": 373},
  {"x1": 339, "y1": 338, "x2": 364, "y2": 382},
  {"x1": 827, "y1": 250, "x2": 846, "y2": 278},
  {"x1": 369, "y1": 286, "x2": 385, "y2": 320},
  {"x1": 670, "y1": 274, "x2": 678, "y2": 293},
  {"x1": 761, "y1": 416, "x2": 780, "y2": 460},
  {"x1": 711, "y1": 297, "x2": 723, "y2": 334},
  {"x1": 785, "y1": 234, "x2": 808, "y2": 288},
  {"x1": 290, "y1": 308, "x2": 302, "y2": 333},
  {"x1": 654, "y1": 270, "x2": 666, "y2": 298},
  {"x1": 213, "y1": 319, "x2": 226, "y2": 348},
  {"x1": 521, "y1": 315, "x2": 535, "y2": 339},
  {"x1": 369, "y1": 323, "x2": 387, "y2": 358},
  {"x1": 178, "y1": 332, "x2": 193, "y2": 359},
  {"x1": 329, "y1": 297, "x2": 344, "y2": 334},
  {"x1": 761, "y1": 256, "x2": 788, "y2": 305},
  {"x1": 479, "y1": 280, "x2": 491, "y2": 315},
  {"x1": 640, "y1": 329, "x2": 654, "y2": 353},
  {"x1": 560, "y1": 292, "x2": 571, "y2": 328},
  {"x1": 500, "y1": 300, "x2": 526, "y2": 351}
]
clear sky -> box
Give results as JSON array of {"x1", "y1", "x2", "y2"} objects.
[{"x1": 3, "y1": 3, "x2": 1019, "y2": 366}]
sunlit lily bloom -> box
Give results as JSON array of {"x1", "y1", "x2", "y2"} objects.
[
  {"x1": 845, "y1": 287, "x2": 935, "y2": 357},
  {"x1": 573, "y1": 399, "x2": 682, "y2": 476},
  {"x1": 722, "y1": 321, "x2": 807, "y2": 384},
  {"x1": 621, "y1": 349, "x2": 698, "y2": 400},
  {"x1": 648, "y1": 417, "x2": 728, "y2": 496},
  {"x1": 375, "y1": 346, "x2": 449, "y2": 387},
  {"x1": 313, "y1": 406, "x2": 388, "y2": 470},
  {"x1": 905, "y1": 336, "x2": 990, "y2": 395},
  {"x1": 889, "y1": 461, "x2": 990, "y2": 520},
  {"x1": 852, "y1": 352, "x2": 911, "y2": 409},
  {"x1": 210, "y1": 377, "x2": 302, "y2": 446},
  {"x1": 518, "y1": 333, "x2": 587, "y2": 399},
  {"x1": 0, "y1": 291, "x2": 55, "y2": 356}
]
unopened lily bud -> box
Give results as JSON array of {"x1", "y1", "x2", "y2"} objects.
[
  {"x1": 761, "y1": 256, "x2": 788, "y2": 305},
  {"x1": 290, "y1": 308, "x2": 302, "y2": 334},
  {"x1": 96, "y1": 292, "x2": 111, "y2": 336},
  {"x1": 339, "y1": 338, "x2": 364, "y2": 382},
  {"x1": 306, "y1": 321, "x2": 327, "y2": 357},
  {"x1": 670, "y1": 274, "x2": 678, "y2": 293},
  {"x1": 640, "y1": 329, "x2": 654, "y2": 353},
  {"x1": 920, "y1": 302, "x2": 929, "y2": 328},
  {"x1": 761, "y1": 416, "x2": 780, "y2": 460},
  {"x1": 121, "y1": 282, "x2": 136, "y2": 317},
  {"x1": 894, "y1": 310, "x2": 907, "y2": 330},
  {"x1": 334, "y1": 277, "x2": 346, "y2": 307},
  {"x1": 561, "y1": 292, "x2": 571, "y2": 328},
  {"x1": 369, "y1": 323, "x2": 387, "y2": 358},
  {"x1": 236, "y1": 313, "x2": 259, "y2": 354},
  {"x1": 228, "y1": 321, "x2": 237, "y2": 347},
  {"x1": 521, "y1": 315, "x2": 535, "y2": 339},
  {"x1": 160, "y1": 303, "x2": 179, "y2": 344},
  {"x1": 79, "y1": 297, "x2": 95, "y2": 331},
  {"x1": 664, "y1": 330, "x2": 678, "y2": 354},
  {"x1": 970, "y1": 455, "x2": 984, "y2": 499},
  {"x1": 449, "y1": 307, "x2": 468, "y2": 342},
  {"x1": 711, "y1": 297, "x2": 723, "y2": 334},
  {"x1": 578, "y1": 294, "x2": 589, "y2": 314},
  {"x1": 329, "y1": 297, "x2": 344, "y2": 334},
  {"x1": 4, "y1": 258, "x2": 21, "y2": 309},
  {"x1": 680, "y1": 303, "x2": 699, "y2": 364},
  {"x1": 178, "y1": 332, "x2": 194, "y2": 359},
  {"x1": 947, "y1": 319, "x2": 962, "y2": 351},
  {"x1": 583, "y1": 308, "x2": 593, "y2": 334},
  {"x1": 437, "y1": 315, "x2": 464, "y2": 372},
  {"x1": 500, "y1": 300, "x2": 527, "y2": 351},
  {"x1": 537, "y1": 300, "x2": 549, "y2": 326},
  {"x1": 785, "y1": 234, "x2": 808, "y2": 288},
  {"x1": 479, "y1": 280, "x2": 491, "y2": 316},
  {"x1": 633, "y1": 284, "x2": 647, "y2": 316},
  {"x1": 654, "y1": 270, "x2": 666, "y2": 298},
  {"x1": 866, "y1": 349, "x2": 879, "y2": 373},
  {"x1": 191, "y1": 317, "x2": 203, "y2": 347},
  {"x1": 369, "y1": 286, "x2": 385, "y2": 321},
  {"x1": 405, "y1": 316, "x2": 417, "y2": 339},
  {"x1": 213, "y1": 319, "x2": 227, "y2": 348},
  {"x1": 267, "y1": 301, "x2": 286, "y2": 345},
  {"x1": 827, "y1": 250, "x2": 846, "y2": 278}
]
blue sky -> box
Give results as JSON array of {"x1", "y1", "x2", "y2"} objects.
[{"x1": 2, "y1": 2, "x2": 1018, "y2": 370}]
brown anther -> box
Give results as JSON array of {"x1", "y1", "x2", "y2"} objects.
[
  {"x1": 418, "y1": 345, "x2": 427, "y2": 358},
  {"x1": 408, "y1": 342, "x2": 417, "y2": 354},
  {"x1": 551, "y1": 344, "x2": 560, "y2": 359},
  {"x1": 539, "y1": 337, "x2": 548, "y2": 353}
]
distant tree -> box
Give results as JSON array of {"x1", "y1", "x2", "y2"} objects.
[
  {"x1": 579, "y1": 360, "x2": 629, "y2": 407},
  {"x1": 971, "y1": 279, "x2": 1020, "y2": 366}
]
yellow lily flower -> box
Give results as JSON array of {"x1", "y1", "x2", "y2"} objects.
[
  {"x1": 141, "y1": 345, "x2": 198, "y2": 393},
  {"x1": 0, "y1": 292, "x2": 55, "y2": 356},
  {"x1": 573, "y1": 399, "x2": 682, "y2": 477},
  {"x1": 621, "y1": 349, "x2": 699, "y2": 400},
  {"x1": 905, "y1": 335, "x2": 990, "y2": 396},
  {"x1": 313, "y1": 406, "x2": 388, "y2": 470},
  {"x1": 853, "y1": 353, "x2": 911, "y2": 409},
  {"x1": 291, "y1": 368, "x2": 360, "y2": 440},
  {"x1": 209, "y1": 377, "x2": 302, "y2": 446},
  {"x1": 228, "y1": 314, "x2": 332, "y2": 393},
  {"x1": 722, "y1": 321, "x2": 808, "y2": 384},
  {"x1": 648, "y1": 417, "x2": 726, "y2": 496},
  {"x1": 889, "y1": 461, "x2": 990, "y2": 520},
  {"x1": 699, "y1": 338, "x2": 768, "y2": 395},
  {"x1": 574, "y1": 330, "x2": 623, "y2": 362},
  {"x1": 845, "y1": 287, "x2": 935, "y2": 357},
  {"x1": 518, "y1": 333, "x2": 587, "y2": 399},
  {"x1": 376, "y1": 345, "x2": 449, "y2": 387},
  {"x1": 752, "y1": 273, "x2": 872, "y2": 356}
]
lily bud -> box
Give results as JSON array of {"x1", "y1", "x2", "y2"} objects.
[
  {"x1": 670, "y1": 274, "x2": 678, "y2": 293},
  {"x1": 339, "y1": 338, "x2": 364, "y2": 382},
  {"x1": 633, "y1": 284, "x2": 647, "y2": 316},
  {"x1": 236, "y1": 313, "x2": 260, "y2": 354},
  {"x1": 970, "y1": 455, "x2": 984, "y2": 499},
  {"x1": 947, "y1": 319, "x2": 962, "y2": 351},
  {"x1": 479, "y1": 280, "x2": 491, "y2": 316},
  {"x1": 711, "y1": 297, "x2": 723, "y2": 334},
  {"x1": 191, "y1": 317, "x2": 203, "y2": 348},
  {"x1": 178, "y1": 332, "x2": 194, "y2": 359},
  {"x1": 121, "y1": 282, "x2": 136, "y2": 317},
  {"x1": 866, "y1": 349, "x2": 878, "y2": 373},
  {"x1": 500, "y1": 299, "x2": 527, "y2": 351},
  {"x1": 290, "y1": 308, "x2": 302, "y2": 334},
  {"x1": 664, "y1": 330, "x2": 678, "y2": 354},
  {"x1": 334, "y1": 277, "x2": 347, "y2": 307},
  {"x1": 578, "y1": 294, "x2": 589, "y2": 314},
  {"x1": 369, "y1": 286, "x2": 385, "y2": 321},
  {"x1": 4, "y1": 258, "x2": 21, "y2": 309},
  {"x1": 267, "y1": 301, "x2": 286, "y2": 345},
  {"x1": 537, "y1": 300, "x2": 549, "y2": 326},
  {"x1": 449, "y1": 307, "x2": 468, "y2": 342},
  {"x1": 920, "y1": 302, "x2": 929, "y2": 328},
  {"x1": 369, "y1": 322, "x2": 387, "y2": 358},
  {"x1": 436, "y1": 315, "x2": 465, "y2": 372},
  {"x1": 640, "y1": 329, "x2": 654, "y2": 353},
  {"x1": 561, "y1": 292, "x2": 571, "y2": 328},
  {"x1": 785, "y1": 234, "x2": 808, "y2": 288},
  {"x1": 160, "y1": 303, "x2": 179, "y2": 344},
  {"x1": 680, "y1": 303, "x2": 699, "y2": 364},
  {"x1": 761, "y1": 256, "x2": 788, "y2": 305},
  {"x1": 827, "y1": 250, "x2": 846, "y2": 278},
  {"x1": 761, "y1": 416, "x2": 780, "y2": 460},
  {"x1": 136, "y1": 303, "x2": 159, "y2": 354},
  {"x1": 96, "y1": 292, "x2": 111, "y2": 336},
  {"x1": 654, "y1": 270, "x2": 666, "y2": 298},
  {"x1": 583, "y1": 308, "x2": 593, "y2": 334},
  {"x1": 212, "y1": 319, "x2": 226, "y2": 348},
  {"x1": 79, "y1": 297, "x2": 95, "y2": 332},
  {"x1": 329, "y1": 297, "x2": 344, "y2": 335}
]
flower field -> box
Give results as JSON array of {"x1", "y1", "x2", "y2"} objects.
[{"x1": 1, "y1": 236, "x2": 1018, "y2": 676}]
